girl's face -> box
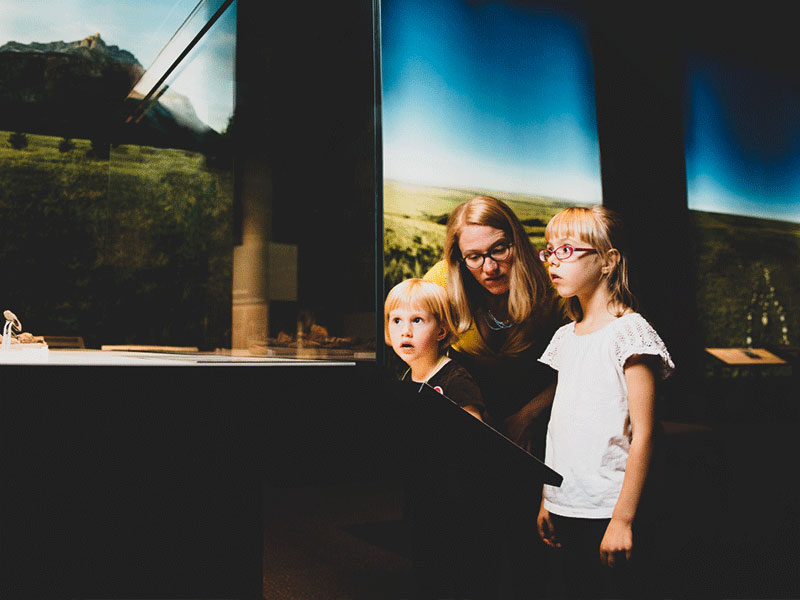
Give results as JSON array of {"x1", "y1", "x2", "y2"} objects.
[
  {"x1": 543, "y1": 236, "x2": 604, "y2": 299},
  {"x1": 458, "y1": 224, "x2": 513, "y2": 296},
  {"x1": 387, "y1": 306, "x2": 444, "y2": 367}
]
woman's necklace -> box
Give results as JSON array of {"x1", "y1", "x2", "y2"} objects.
[{"x1": 484, "y1": 309, "x2": 515, "y2": 331}]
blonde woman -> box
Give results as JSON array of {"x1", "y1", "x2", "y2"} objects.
[
  {"x1": 424, "y1": 195, "x2": 564, "y2": 452},
  {"x1": 423, "y1": 196, "x2": 565, "y2": 597}
]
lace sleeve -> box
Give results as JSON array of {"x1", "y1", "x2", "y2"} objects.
[
  {"x1": 538, "y1": 323, "x2": 571, "y2": 371},
  {"x1": 613, "y1": 314, "x2": 675, "y2": 379}
]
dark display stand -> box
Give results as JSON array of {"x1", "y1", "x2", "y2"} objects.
[
  {"x1": 0, "y1": 362, "x2": 393, "y2": 598},
  {"x1": 385, "y1": 377, "x2": 562, "y2": 599},
  {"x1": 388, "y1": 378, "x2": 561, "y2": 487}
]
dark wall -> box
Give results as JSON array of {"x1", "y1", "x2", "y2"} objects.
[
  {"x1": 235, "y1": 0, "x2": 379, "y2": 335},
  {"x1": 585, "y1": 4, "x2": 696, "y2": 385}
]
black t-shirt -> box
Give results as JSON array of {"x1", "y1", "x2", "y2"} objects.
[{"x1": 422, "y1": 359, "x2": 486, "y2": 415}]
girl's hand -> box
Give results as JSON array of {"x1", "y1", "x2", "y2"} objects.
[
  {"x1": 505, "y1": 382, "x2": 556, "y2": 451},
  {"x1": 599, "y1": 517, "x2": 633, "y2": 567},
  {"x1": 537, "y1": 505, "x2": 560, "y2": 548}
]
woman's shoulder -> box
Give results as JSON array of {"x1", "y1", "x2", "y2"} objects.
[
  {"x1": 451, "y1": 323, "x2": 487, "y2": 355},
  {"x1": 422, "y1": 260, "x2": 448, "y2": 288}
]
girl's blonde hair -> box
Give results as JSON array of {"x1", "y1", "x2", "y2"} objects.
[
  {"x1": 444, "y1": 196, "x2": 556, "y2": 354},
  {"x1": 544, "y1": 205, "x2": 637, "y2": 321},
  {"x1": 384, "y1": 278, "x2": 457, "y2": 352}
]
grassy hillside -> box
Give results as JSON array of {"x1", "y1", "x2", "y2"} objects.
[
  {"x1": 383, "y1": 179, "x2": 799, "y2": 355},
  {"x1": 0, "y1": 130, "x2": 233, "y2": 349},
  {"x1": 689, "y1": 210, "x2": 799, "y2": 349},
  {"x1": 383, "y1": 178, "x2": 576, "y2": 293}
]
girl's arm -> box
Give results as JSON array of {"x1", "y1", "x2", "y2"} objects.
[
  {"x1": 599, "y1": 354, "x2": 656, "y2": 567},
  {"x1": 504, "y1": 381, "x2": 555, "y2": 449}
]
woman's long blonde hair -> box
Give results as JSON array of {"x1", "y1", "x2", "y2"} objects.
[
  {"x1": 544, "y1": 205, "x2": 637, "y2": 321},
  {"x1": 444, "y1": 196, "x2": 555, "y2": 353}
]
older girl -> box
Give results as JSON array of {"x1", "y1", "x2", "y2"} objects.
[{"x1": 536, "y1": 206, "x2": 674, "y2": 598}]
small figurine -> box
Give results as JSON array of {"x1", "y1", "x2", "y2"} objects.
[{"x1": 2, "y1": 309, "x2": 22, "y2": 351}]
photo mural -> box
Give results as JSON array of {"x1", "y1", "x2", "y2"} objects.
[
  {"x1": 379, "y1": 0, "x2": 602, "y2": 295},
  {"x1": 684, "y1": 55, "x2": 799, "y2": 353},
  {"x1": 381, "y1": 0, "x2": 799, "y2": 364},
  {"x1": 0, "y1": 0, "x2": 236, "y2": 349}
]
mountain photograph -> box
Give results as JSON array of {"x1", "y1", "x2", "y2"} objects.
[
  {"x1": 0, "y1": 21, "x2": 236, "y2": 350},
  {"x1": 0, "y1": 33, "x2": 221, "y2": 151}
]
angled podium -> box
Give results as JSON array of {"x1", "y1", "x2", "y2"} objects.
[
  {"x1": 386, "y1": 375, "x2": 562, "y2": 598},
  {"x1": 386, "y1": 376, "x2": 562, "y2": 487}
]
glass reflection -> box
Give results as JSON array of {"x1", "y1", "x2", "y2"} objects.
[
  {"x1": 108, "y1": 0, "x2": 236, "y2": 351},
  {"x1": 0, "y1": 0, "x2": 377, "y2": 362}
]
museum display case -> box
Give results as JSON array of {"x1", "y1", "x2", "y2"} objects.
[
  {"x1": 0, "y1": 0, "x2": 379, "y2": 367},
  {"x1": 1, "y1": 0, "x2": 382, "y2": 596}
]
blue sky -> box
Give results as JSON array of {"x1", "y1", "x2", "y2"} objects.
[
  {"x1": 0, "y1": 0, "x2": 236, "y2": 132},
  {"x1": 380, "y1": 0, "x2": 602, "y2": 204},
  {"x1": 685, "y1": 57, "x2": 800, "y2": 224}
]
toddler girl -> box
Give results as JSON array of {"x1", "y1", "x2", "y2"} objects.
[
  {"x1": 385, "y1": 277, "x2": 485, "y2": 420},
  {"x1": 385, "y1": 278, "x2": 489, "y2": 598}
]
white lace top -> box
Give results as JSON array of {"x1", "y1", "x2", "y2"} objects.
[{"x1": 538, "y1": 312, "x2": 674, "y2": 518}]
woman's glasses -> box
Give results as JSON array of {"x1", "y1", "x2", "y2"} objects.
[
  {"x1": 538, "y1": 244, "x2": 596, "y2": 262},
  {"x1": 462, "y1": 243, "x2": 513, "y2": 269}
]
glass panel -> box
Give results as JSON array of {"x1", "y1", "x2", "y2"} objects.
[
  {"x1": 684, "y1": 54, "x2": 799, "y2": 375},
  {"x1": 379, "y1": 0, "x2": 601, "y2": 372},
  {"x1": 381, "y1": 0, "x2": 600, "y2": 281},
  {"x1": 0, "y1": 0, "x2": 378, "y2": 363},
  {"x1": 108, "y1": 0, "x2": 237, "y2": 352}
]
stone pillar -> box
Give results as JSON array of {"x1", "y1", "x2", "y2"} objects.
[{"x1": 232, "y1": 157, "x2": 271, "y2": 354}]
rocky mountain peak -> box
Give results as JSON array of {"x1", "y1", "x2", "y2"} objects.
[
  {"x1": 0, "y1": 34, "x2": 219, "y2": 148},
  {"x1": 79, "y1": 33, "x2": 105, "y2": 50},
  {"x1": 0, "y1": 34, "x2": 142, "y2": 68}
]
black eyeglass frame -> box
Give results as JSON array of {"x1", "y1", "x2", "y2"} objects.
[{"x1": 461, "y1": 243, "x2": 514, "y2": 269}]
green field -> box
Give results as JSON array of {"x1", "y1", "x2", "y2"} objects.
[
  {"x1": 689, "y1": 210, "x2": 799, "y2": 350},
  {"x1": 0, "y1": 130, "x2": 233, "y2": 349},
  {"x1": 383, "y1": 178, "x2": 577, "y2": 292},
  {"x1": 384, "y1": 179, "x2": 800, "y2": 355},
  {"x1": 3, "y1": 135, "x2": 796, "y2": 357}
]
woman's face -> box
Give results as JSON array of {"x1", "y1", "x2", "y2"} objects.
[{"x1": 458, "y1": 224, "x2": 513, "y2": 296}]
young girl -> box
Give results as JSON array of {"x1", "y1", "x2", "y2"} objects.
[
  {"x1": 385, "y1": 278, "x2": 490, "y2": 598},
  {"x1": 385, "y1": 277, "x2": 486, "y2": 421},
  {"x1": 536, "y1": 206, "x2": 674, "y2": 599}
]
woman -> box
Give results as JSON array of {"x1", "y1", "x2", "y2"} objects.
[
  {"x1": 421, "y1": 195, "x2": 565, "y2": 598},
  {"x1": 424, "y1": 195, "x2": 564, "y2": 454}
]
